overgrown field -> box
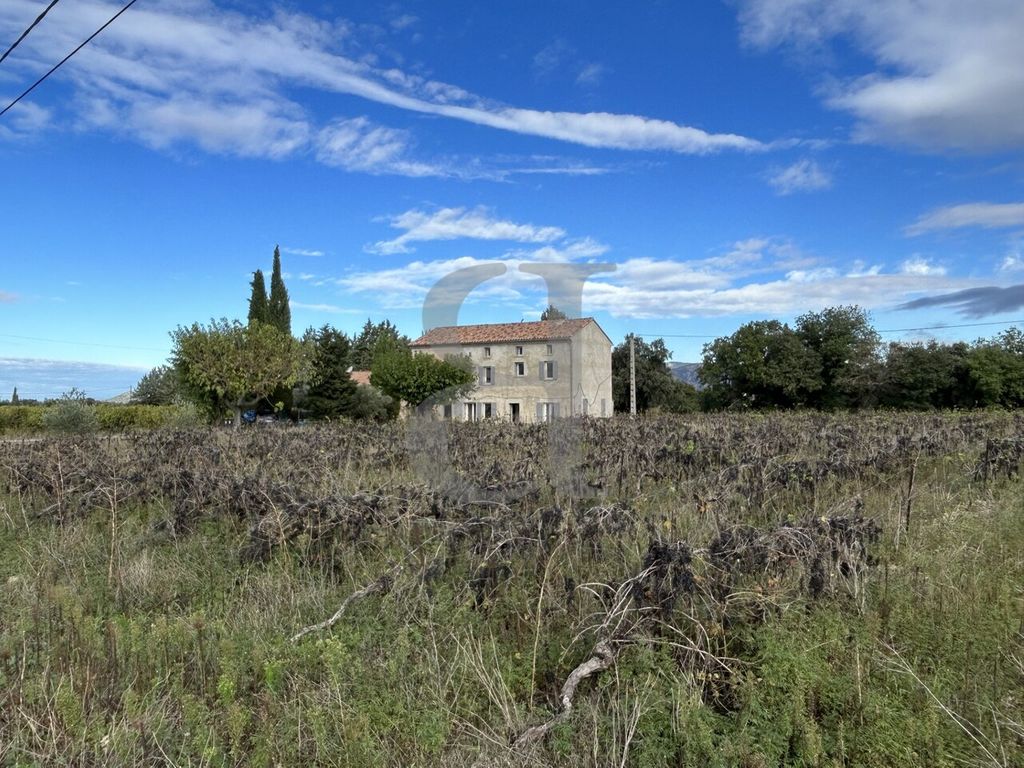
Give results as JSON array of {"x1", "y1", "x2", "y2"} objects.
[{"x1": 1, "y1": 413, "x2": 1022, "y2": 767}]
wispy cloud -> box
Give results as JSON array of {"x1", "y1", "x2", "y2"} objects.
[
  {"x1": 738, "y1": 0, "x2": 1024, "y2": 152},
  {"x1": 367, "y1": 206, "x2": 567, "y2": 255},
  {"x1": 0, "y1": 290, "x2": 17, "y2": 303},
  {"x1": 906, "y1": 202, "x2": 1024, "y2": 235},
  {"x1": 389, "y1": 14, "x2": 418, "y2": 31},
  {"x1": 0, "y1": 99, "x2": 51, "y2": 141},
  {"x1": 0, "y1": 0, "x2": 763, "y2": 173},
  {"x1": 900, "y1": 257, "x2": 947, "y2": 277},
  {"x1": 899, "y1": 284, "x2": 1024, "y2": 318},
  {"x1": 281, "y1": 247, "x2": 325, "y2": 257},
  {"x1": 290, "y1": 301, "x2": 360, "y2": 314},
  {"x1": 576, "y1": 63, "x2": 606, "y2": 87},
  {"x1": 767, "y1": 158, "x2": 832, "y2": 195}
]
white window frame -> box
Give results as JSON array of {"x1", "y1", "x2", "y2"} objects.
[
  {"x1": 514, "y1": 361, "x2": 526, "y2": 376},
  {"x1": 481, "y1": 366, "x2": 494, "y2": 385},
  {"x1": 465, "y1": 402, "x2": 478, "y2": 421},
  {"x1": 542, "y1": 360, "x2": 556, "y2": 380},
  {"x1": 546, "y1": 343, "x2": 553, "y2": 355},
  {"x1": 483, "y1": 346, "x2": 491, "y2": 358},
  {"x1": 515, "y1": 345, "x2": 524, "y2": 356}
]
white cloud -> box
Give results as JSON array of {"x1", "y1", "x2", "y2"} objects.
[
  {"x1": 368, "y1": 206, "x2": 567, "y2": 255},
  {"x1": 900, "y1": 257, "x2": 947, "y2": 276},
  {"x1": 325, "y1": 231, "x2": 978, "y2": 319},
  {"x1": 0, "y1": 290, "x2": 18, "y2": 302},
  {"x1": 767, "y1": 158, "x2": 832, "y2": 194},
  {"x1": 576, "y1": 63, "x2": 606, "y2": 87},
  {"x1": 738, "y1": 0, "x2": 1024, "y2": 151},
  {"x1": 906, "y1": 202, "x2": 1024, "y2": 235},
  {"x1": 315, "y1": 117, "x2": 442, "y2": 176},
  {"x1": 0, "y1": 0, "x2": 763, "y2": 167},
  {"x1": 0, "y1": 98, "x2": 52, "y2": 141},
  {"x1": 390, "y1": 14, "x2": 418, "y2": 31},
  {"x1": 281, "y1": 247, "x2": 325, "y2": 257},
  {"x1": 1001, "y1": 254, "x2": 1024, "y2": 272},
  {"x1": 289, "y1": 301, "x2": 360, "y2": 314}
]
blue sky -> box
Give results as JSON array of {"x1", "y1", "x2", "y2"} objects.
[{"x1": 1, "y1": 0, "x2": 1023, "y2": 399}]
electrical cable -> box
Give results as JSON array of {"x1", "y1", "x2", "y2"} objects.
[
  {"x1": 0, "y1": 0, "x2": 61, "y2": 65},
  {"x1": 0, "y1": 0, "x2": 139, "y2": 119}
]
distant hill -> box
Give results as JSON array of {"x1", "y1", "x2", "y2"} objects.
[
  {"x1": 668, "y1": 362, "x2": 703, "y2": 390},
  {"x1": 105, "y1": 391, "x2": 134, "y2": 404}
]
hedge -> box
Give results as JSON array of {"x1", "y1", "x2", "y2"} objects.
[{"x1": 0, "y1": 404, "x2": 196, "y2": 434}]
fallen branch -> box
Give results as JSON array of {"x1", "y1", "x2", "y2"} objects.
[
  {"x1": 291, "y1": 568, "x2": 400, "y2": 644},
  {"x1": 512, "y1": 639, "x2": 617, "y2": 749}
]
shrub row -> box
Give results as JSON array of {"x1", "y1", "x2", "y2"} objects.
[{"x1": 0, "y1": 404, "x2": 200, "y2": 434}]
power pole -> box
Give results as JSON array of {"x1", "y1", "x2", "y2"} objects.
[{"x1": 629, "y1": 333, "x2": 637, "y2": 416}]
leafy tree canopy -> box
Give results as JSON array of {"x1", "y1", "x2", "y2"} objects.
[
  {"x1": 540, "y1": 304, "x2": 568, "y2": 321},
  {"x1": 370, "y1": 350, "x2": 475, "y2": 413},
  {"x1": 171, "y1": 318, "x2": 308, "y2": 426},
  {"x1": 700, "y1": 320, "x2": 821, "y2": 409},
  {"x1": 350, "y1": 319, "x2": 410, "y2": 371},
  {"x1": 612, "y1": 336, "x2": 699, "y2": 414},
  {"x1": 131, "y1": 365, "x2": 181, "y2": 406}
]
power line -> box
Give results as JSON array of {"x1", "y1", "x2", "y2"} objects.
[
  {"x1": 0, "y1": 0, "x2": 61, "y2": 65},
  {"x1": 0, "y1": 0, "x2": 139, "y2": 119},
  {"x1": 0, "y1": 332, "x2": 165, "y2": 353}
]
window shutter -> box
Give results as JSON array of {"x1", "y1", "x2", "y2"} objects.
[
  {"x1": 536, "y1": 403, "x2": 544, "y2": 422},
  {"x1": 539, "y1": 362, "x2": 545, "y2": 381},
  {"x1": 477, "y1": 367, "x2": 484, "y2": 385},
  {"x1": 552, "y1": 402, "x2": 560, "y2": 419},
  {"x1": 551, "y1": 361, "x2": 558, "y2": 380}
]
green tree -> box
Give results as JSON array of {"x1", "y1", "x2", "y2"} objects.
[
  {"x1": 877, "y1": 341, "x2": 970, "y2": 409},
  {"x1": 611, "y1": 335, "x2": 699, "y2": 414},
  {"x1": 961, "y1": 332, "x2": 1024, "y2": 408},
  {"x1": 42, "y1": 388, "x2": 99, "y2": 434},
  {"x1": 171, "y1": 318, "x2": 308, "y2": 427},
  {"x1": 267, "y1": 246, "x2": 291, "y2": 335},
  {"x1": 540, "y1": 304, "x2": 568, "y2": 321},
  {"x1": 370, "y1": 350, "x2": 475, "y2": 414},
  {"x1": 247, "y1": 269, "x2": 269, "y2": 325},
  {"x1": 303, "y1": 325, "x2": 361, "y2": 420},
  {"x1": 700, "y1": 320, "x2": 821, "y2": 409},
  {"x1": 796, "y1": 305, "x2": 880, "y2": 409},
  {"x1": 349, "y1": 319, "x2": 409, "y2": 370},
  {"x1": 131, "y1": 365, "x2": 181, "y2": 405}
]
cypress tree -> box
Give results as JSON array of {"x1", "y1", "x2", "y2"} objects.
[
  {"x1": 10, "y1": 386, "x2": 18, "y2": 404},
  {"x1": 248, "y1": 269, "x2": 269, "y2": 325},
  {"x1": 268, "y1": 246, "x2": 291, "y2": 335}
]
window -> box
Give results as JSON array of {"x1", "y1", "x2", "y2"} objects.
[
  {"x1": 443, "y1": 404, "x2": 453, "y2": 419},
  {"x1": 582, "y1": 398, "x2": 589, "y2": 416},
  {"x1": 514, "y1": 361, "x2": 526, "y2": 376},
  {"x1": 483, "y1": 402, "x2": 494, "y2": 419},
  {"x1": 542, "y1": 360, "x2": 556, "y2": 380},
  {"x1": 546, "y1": 344, "x2": 553, "y2": 355},
  {"x1": 515, "y1": 345, "x2": 524, "y2": 356},
  {"x1": 483, "y1": 346, "x2": 491, "y2": 358},
  {"x1": 465, "y1": 402, "x2": 478, "y2": 421},
  {"x1": 480, "y1": 366, "x2": 494, "y2": 385},
  {"x1": 510, "y1": 403, "x2": 521, "y2": 423}
]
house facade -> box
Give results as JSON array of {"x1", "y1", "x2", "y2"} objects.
[{"x1": 410, "y1": 318, "x2": 614, "y2": 422}]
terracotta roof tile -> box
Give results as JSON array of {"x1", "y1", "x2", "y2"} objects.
[
  {"x1": 349, "y1": 370, "x2": 372, "y2": 386},
  {"x1": 411, "y1": 318, "x2": 595, "y2": 346}
]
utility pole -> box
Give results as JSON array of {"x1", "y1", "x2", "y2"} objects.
[{"x1": 629, "y1": 333, "x2": 637, "y2": 416}]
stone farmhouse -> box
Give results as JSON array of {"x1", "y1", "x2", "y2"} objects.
[{"x1": 410, "y1": 318, "x2": 614, "y2": 422}]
